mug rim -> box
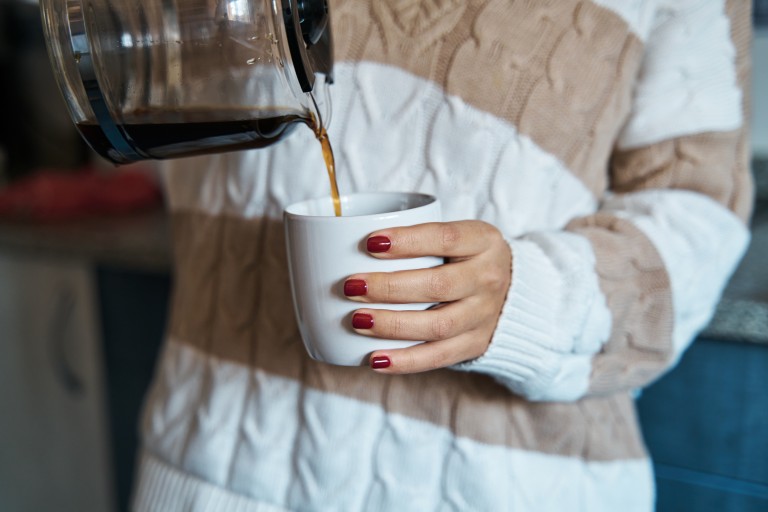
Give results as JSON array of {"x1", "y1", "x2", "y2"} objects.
[{"x1": 284, "y1": 191, "x2": 438, "y2": 220}]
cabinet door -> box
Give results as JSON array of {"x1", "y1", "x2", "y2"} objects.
[
  {"x1": 0, "y1": 252, "x2": 115, "y2": 512},
  {"x1": 638, "y1": 337, "x2": 768, "y2": 511}
]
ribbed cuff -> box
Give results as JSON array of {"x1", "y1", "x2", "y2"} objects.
[{"x1": 454, "y1": 239, "x2": 574, "y2": 398}]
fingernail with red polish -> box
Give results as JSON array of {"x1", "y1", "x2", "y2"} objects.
[
  {"x1": 367, "y1": 236, "x2": 391, "y2": 253},
  {"x1": 371, "y1": 355, "x2": 391, "y2": 369},
  {"x1": 352, "y1": 313, "x2": 374, "y2": 329},
  {"x1": 344, "y1": 279, "x2": 367, "y2": 296}
]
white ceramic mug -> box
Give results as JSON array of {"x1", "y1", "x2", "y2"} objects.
[{"x1": 284, "y1": 192, "x2": 442, "y2": 366}]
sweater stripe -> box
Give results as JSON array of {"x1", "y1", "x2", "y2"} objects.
[
  {"x1": 335, "y1": 0, "x2": 645, "y2": 197},
  {"x1": 141, "y1": 340, "x2": 654, "y2": 511},
  {"x1": 154, "y1": 327, "x2": 648, "y2": 462},
  {"x1": 603, "y1": 190, "x2": 750, "y2": 358},
  {"x1": 616, "y1": 0, "x2": 742, "y2": 149}
]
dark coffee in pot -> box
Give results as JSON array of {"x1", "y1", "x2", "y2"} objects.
[
  {"x1": 76, "y1": 108, "x2": 304, "y2": 160},
  {"x1": 78, "y1": 104, "x2": 342, "y2": 216}
]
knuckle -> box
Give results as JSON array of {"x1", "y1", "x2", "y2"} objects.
[
  {"x1": 387, "y1": 315, "x2": 408, "y2": 339},
  {"x1": 479, "y1": 266, "x2": 508, "y2": 292},
  {"x1": 384, "y1": 277, "x2": 400, "y2": 302},
  {"x1": 427, "y1": 271, "x2": 453, "y2": 300},
  {"x1": 401, "y1": 351, "x2": 419, "y2": 373},
  {"x1": 476, "y1": 267, "x2": 494, "y2": 287},
  {"x1": 395, "y1": 229, "x2": 420, "y2": 254},
  {"x1": 440, "y1": 224, "x2": 462, "y2": 252},
  {"x1": 477, "y1": 245, "x2": 511, "y2": 292},
  {"x1": 481, "y1": 221, "x2": 500, "y2": 239},
  {"x1": 478, "y1": 221, "x2": 501, "y2": 241},
  {"x1": 429, "y1": 315, "x2": 455, "y2": 340}
]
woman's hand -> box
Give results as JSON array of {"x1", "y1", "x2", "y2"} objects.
[{"x1": 343, "y1": 220, "x2": 512, "y2": 373}]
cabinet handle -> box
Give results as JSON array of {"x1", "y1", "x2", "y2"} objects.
[{"x1": 47, "y1": 287, "x2": 85, "y2": 396}]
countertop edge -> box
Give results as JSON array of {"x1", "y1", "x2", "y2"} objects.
[{"x1": 701, "y1": 298, "x2": 768, "y2": 346}]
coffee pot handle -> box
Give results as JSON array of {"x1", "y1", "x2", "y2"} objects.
[{"x1": 282, "y1": 0, "x2": 334, "y2": 92}]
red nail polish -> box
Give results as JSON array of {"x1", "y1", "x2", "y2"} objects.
[
  {"x1": 367, "y1": 236, "x2": 391, "y2": 253},
  {"x1": 352, "y1": 313, "x2": 374, "y2": 329},
  {"x1": 371, "y1": 356, "x2": 391, "y2": 369},
  {"x1": 344, "y1": 279, "x2": 367, "y2": 296}
]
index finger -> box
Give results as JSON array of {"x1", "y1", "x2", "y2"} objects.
[{"x1": 366, "y1": 220, "x2": 499, "y2": 259}]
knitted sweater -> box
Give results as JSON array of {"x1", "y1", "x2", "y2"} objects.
[{"x1": 133, "y1": 1, "x2": 753, "y2": 510}]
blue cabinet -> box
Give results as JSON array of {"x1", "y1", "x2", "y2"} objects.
[
  {"x1": 95, "y1": 266, "x2": 170, "y2": 511},
  {"x1": 637, "y1": 337, "x2": 768, "y2": 511}
]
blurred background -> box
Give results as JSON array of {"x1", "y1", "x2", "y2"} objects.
[{"x1": 0, "y1": 1, "x2": 766, "y2": 511}]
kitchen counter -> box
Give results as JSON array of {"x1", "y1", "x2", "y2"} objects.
[
  {"x1": 700, "y1": 196, "x2": 768, "y2": 345},
  {"x1": 0, "y1": 208, "x2": 171, "y2": 272}
]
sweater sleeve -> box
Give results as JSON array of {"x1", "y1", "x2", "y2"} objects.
[{"x1": 456, "y1": 0, "x2": 754, "y2": 401}]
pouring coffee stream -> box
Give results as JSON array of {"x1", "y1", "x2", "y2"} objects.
[
  {"x1": 40, "y1": 0, "x2": 342, "y2": 215},
  {"x1": 317, "y1": 129, "x2": 341, "y2": 217},
  {"x1": 309, "y1": 92, "x2": 342, "y2": 217}
]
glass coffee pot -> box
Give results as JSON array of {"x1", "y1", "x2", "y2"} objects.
[{"x1": 40, "y1": 0, "x2": 333, "y2": 164}]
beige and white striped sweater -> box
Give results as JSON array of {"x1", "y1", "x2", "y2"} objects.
[{"x1": 134, "y1": 1, "x2": 753, "y2": 510}]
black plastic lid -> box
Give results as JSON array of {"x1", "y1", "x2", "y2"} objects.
[{"x1": 282, "y1": 0, "x2": 334, "y2": 92}]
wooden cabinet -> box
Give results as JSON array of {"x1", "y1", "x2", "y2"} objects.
[{"x1": 0, "y1": 251, "x2": 115, "y2": 512}]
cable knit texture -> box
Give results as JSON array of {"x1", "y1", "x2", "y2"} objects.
[{"x1": 135, "y1": 0, "x2": 753, "y2": 510}]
